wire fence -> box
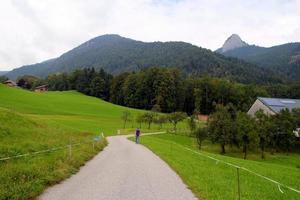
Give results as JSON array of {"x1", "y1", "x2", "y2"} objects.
[
  {"x1": 145, "y1": 136, "x2": 300, "y2": 199},
  {"x1": 0, "y1": 133, "x2": 105, "y2": 162}
]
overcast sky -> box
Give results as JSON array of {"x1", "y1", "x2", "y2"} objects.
[{"x1": 0, "y1": 0, "x2": 300, "y2": 71}]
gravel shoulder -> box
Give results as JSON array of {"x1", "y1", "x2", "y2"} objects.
[{"x1": 39, "y1": 134, "x2": 197, "y2": 200}]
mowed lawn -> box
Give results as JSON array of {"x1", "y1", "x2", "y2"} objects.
[
  {"x1": 137, "y1": 134, "x2": 300, "y2": 200},
  {"x1": 0, "y1": 84, "x2": 148, "y2": 135}
]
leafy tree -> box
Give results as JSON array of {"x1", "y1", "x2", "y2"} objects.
[
  {"x1": 168, "y1": 112, "x2": 187, "y2": 132},
  {"x1": 151, "y1": 104, "x2": 161, "y2": 113},
  {"x1": 235, "y1": 112, "x2": 258, "y2": 159},
  {"x1": 254, "y1": 110, "x2": 272, "y2": 159},
  {"x1": 136, "y1": 114, "x2": 145, "y2": 128},
  {"x1": 121, "y1": 110, "x2": 131, "y2": 128},
  {"x1": 17, "y1": 75, "x2": 39, "y2": 90},
  {"x1": 208, "y1": 105, "x2": 232, "y2": 154},
  {"x1": 194, "y1": 127, "x2": 208, "y2": 149},
  {"x1": 187, "y1": 115, "x2": 197, "y2": 134},
  {"x1": 141, "y1": 112, "x2": 155, "y2": 129},
  {"x1": 154, "y1": 115, "x2": 168, "y2": 129},
  {"x1": 0, "y1": 76, "x2": 8, "y2": 83},
  {"x1": 90, "y1": 76, "x2": 105, "y2": 98},
  {"x1": 272, "y1": 109, "x2": 296, "y2": 153}
]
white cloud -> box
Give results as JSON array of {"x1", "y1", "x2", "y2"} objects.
[{"x1": 0, "y1": 0, "x2": 299, "y2": 70}]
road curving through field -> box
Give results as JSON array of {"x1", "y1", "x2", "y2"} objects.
[{"x1": 39, "y1": 134, "x2": 197, "y2": 200}]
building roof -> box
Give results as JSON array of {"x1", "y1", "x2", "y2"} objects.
[
  {"x1": 258, "y1": 97, "x2": 300, "y2": 114},
  {"x1": 35, "y1": 85, "x2": 48, "y2": 89},
  {"x1": 4, "y1": 80, "x2": 17, "y2": 85}
]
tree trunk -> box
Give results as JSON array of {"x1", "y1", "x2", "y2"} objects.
[
  {"x1": 198, "y1": 140, "x2": 202, "y2": 150},
  {"x1": 243, "y1": 144, "x2": 247, "y2": 160},
  {"x1": 261, "y1": 145, "x2": 265, "y2": 159},
  {"x1": 221, "y1": 144, "x2": 226, "y2": 154}
]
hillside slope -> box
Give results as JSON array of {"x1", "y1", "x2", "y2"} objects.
[
  {"x1": 0, "y1": 107, "x2": 107, "y2": 200},
  {"x1": 6, "y1": 34, "x2": 279, "y2": 84},
  {"x1": 0, "y1": 71, "x2": 7, "y2": 76},
  {"x1": 0, "y1": 84, "x2": 145, "y2": 134}
]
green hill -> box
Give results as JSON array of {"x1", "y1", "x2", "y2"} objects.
[
  {"x1": 0, "y1": 104, "x2": 109, "y2": 199},
  {"x1": 0, "y1": 84, "x2": 145, "y2": 135},
  {"x1": 0, "y1": 84, "x2": 155, "y2": 199},
  {"x1": 6, "y1": 34, "x2": 279, "y2": 84}
]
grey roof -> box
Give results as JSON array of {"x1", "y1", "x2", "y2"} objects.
[{"x1": 258, "y1": 97, "x2": 300, "y2": 114}]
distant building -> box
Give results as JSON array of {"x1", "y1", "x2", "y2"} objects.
[
  {"x1": 4, "y1": 80, "x2": 17, "y2": 87},
  {"x1": 248, "y1": 97, "x2": 300, "y2": 116},
  {"x1": 34, "y1": 85, "x2": 48, "y2": 92},
  {"x1": 197, "y1": 114, "x2": 209, "y2": 121}
]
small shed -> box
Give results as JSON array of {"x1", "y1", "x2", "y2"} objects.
[
  {"x1": 248, "y1": 97, "x2": 300, "y2": 116},
  {"x1": 4, "y1": 80, "x2": 17, "y2": 87},
  {"x1": 35, "y1": 85, "x2": 48, "y2": 92}
]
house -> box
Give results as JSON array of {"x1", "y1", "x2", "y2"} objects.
[
  {"x1": 197, "y1": 114, "x2": 209, "y2": 121},
  {"x1": 248, "y1": 97, "x2": 300, "y2": 116},
  {"x1": 4, "y1": 80, "x2": 17, "y2": 87},
  {"x1": 34, "y1": 85, "x2": 48, "y2": 92}
]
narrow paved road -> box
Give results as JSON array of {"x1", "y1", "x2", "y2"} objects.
[{"x1": 39, "y1": 135, "x2": 197, "y2": 200}]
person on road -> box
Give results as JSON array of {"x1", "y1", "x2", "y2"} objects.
[{"x1": 135, "y1": 128, "x2": 141, "y2": 144}]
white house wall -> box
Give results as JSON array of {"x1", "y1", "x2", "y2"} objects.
[{"x1": 247, "y1": 99, "x2": 276, "y2": 117}]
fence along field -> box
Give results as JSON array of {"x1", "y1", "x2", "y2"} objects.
[
  {"x1": 0, "y1": 84, "x2": 141, "y2": 200},
  {"x1": 0, "y1": 84, "x2": 170, "y2": 200},
  {"x1": 0, "y1": 107, "x2": 107, "y2": 200},
  {"x1": 137, "y1": 134, "x2": 300, "y2": 200}
]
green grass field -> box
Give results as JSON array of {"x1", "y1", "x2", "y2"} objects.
[
  {"x1": 0, "y1": 108, "x2": 107, "y2": 199},
  {"x1": 2, "y1": 84, "x2": 299, "y2": 200},
  {"x1": 0, "y1": 84, "x2": 149, "y2": 135},
  {"x1": 0, "y1": 84, "x2": 190, "y2": 199},
  {"x1": 0, "y1": 84, "x2": 160, "y2": 200},
  {"x1": 136, "y1": 134, "x2": 300, "y2": 200}
]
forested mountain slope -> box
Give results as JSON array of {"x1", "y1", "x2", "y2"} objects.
[
  {"x1": 219, "y1": 39, "x2": 300, "y2": 80},
  {"x1": 6, "y1": 34, "x2": 279, "y2": 83}
]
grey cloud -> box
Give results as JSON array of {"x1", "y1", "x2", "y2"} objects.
[{"x1": 0, "y1": 0, "x2": 299, "y2": 71}]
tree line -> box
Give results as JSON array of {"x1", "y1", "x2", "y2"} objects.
[{"x1": 1, "y1": 67, "x2": 299, "y2": 115}]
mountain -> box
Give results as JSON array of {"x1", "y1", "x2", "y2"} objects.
[
  {"x1": 217, "y1": 35, "x2": 300, "y2": 80},
  {"x1": 0, "y1": 71, "x2": 8, "y2": 76},
  {"x1": 6, "y1": 34, "x2": 279, "y2": 83},
  {"x1": 216, "y1": 34, "x2": 248, "y2": 53}
]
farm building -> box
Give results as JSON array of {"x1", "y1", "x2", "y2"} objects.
[
  {"x1": 4, "y1": 80, "x2": 17, "y2": 87},
  {"x1": 248, "y1": 97, "x2": 300, "y2": 116},
  {"x1": 34, "y1": 85, "x2": 48, "y2": 92},
  {"x1": 197, "y1": 114, "x2": 208, "y2": 121}
]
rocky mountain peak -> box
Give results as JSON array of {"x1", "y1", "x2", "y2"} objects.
[{"x1": 219, "y1": 34, "x2": 248, "y2": 53}]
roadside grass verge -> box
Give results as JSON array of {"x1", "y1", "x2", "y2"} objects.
[
  {"x1": 0, "y1": 109, "x2": 107, "y2": 200},
  {"x1": 136, "y1": 134, "x2": 300, "y2": 200}
]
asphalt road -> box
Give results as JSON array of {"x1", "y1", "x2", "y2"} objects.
[{"x1": 39, "y1": 135, "x2": 197, "y2": 200}]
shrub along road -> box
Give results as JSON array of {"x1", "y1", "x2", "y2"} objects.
[{"x1": 39, "y1": 134, "x2": 196, "y2": 200}]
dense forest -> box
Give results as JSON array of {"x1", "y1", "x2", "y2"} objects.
[{"x1": 2, "y1": 67, "x2": 299, "y2": 115}]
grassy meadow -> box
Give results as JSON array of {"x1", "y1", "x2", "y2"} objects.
[
  {"x1": 135, "y1": 134, "x2": 300, "y2": 200},
  {"x1": 0, "y1": 84, "x2": 148, "y2": 135},
  {"x1": 0, "y1": 84, "x2": 169, "y2": 199},
  {"x1": 0, "y1": 108, "x2": 107, "y2": 199}
]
